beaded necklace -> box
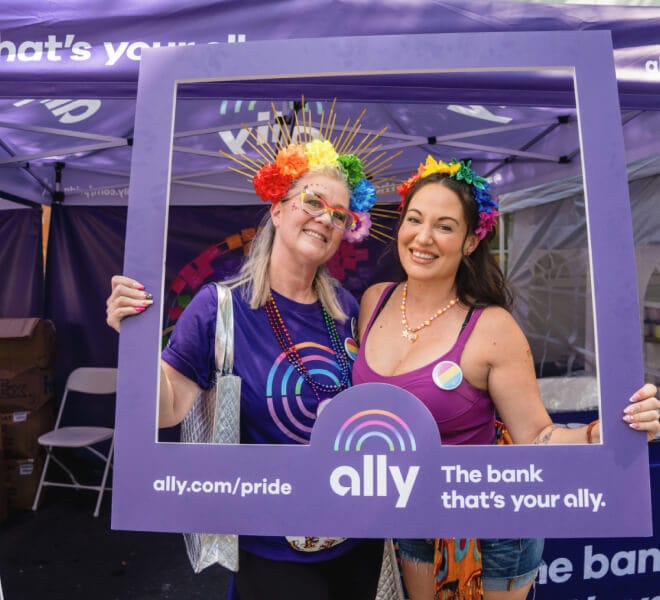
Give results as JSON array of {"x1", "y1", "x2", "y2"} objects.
[
  {"x1": 264, "y1": 292, "x2": 352, "y2": 404},
  {"x1": 400, "y1": 281, "x2": 458, "y2": 343}
]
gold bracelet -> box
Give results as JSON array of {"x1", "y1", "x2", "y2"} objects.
[{"x1": 586, "y1": 420, "x2": 600, "y2": 444}]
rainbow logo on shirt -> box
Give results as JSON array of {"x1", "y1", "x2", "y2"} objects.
[
  {"x1": 333, "y1": 409, "x2": 416, "y2": 452},
  {"x1": 266, "y1": 341, "x2": 340, "y2": 444}
]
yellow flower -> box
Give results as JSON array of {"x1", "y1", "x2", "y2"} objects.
[
  {"x1": 305, "y1": 139, "x2": 339, "y2": 170},
  {"x1": 448, "y1": 161, "x2": 461, "y2": 176},
  {"x1": 420, "y1": 156, "x2": 451, "y2": 178}
]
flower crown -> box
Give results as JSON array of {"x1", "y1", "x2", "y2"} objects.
[
  {"x1": 220, "y1": 99, "x2": 401, "y2": 243},
  {"x1": 397, "y1": 156, "x2": 500, "y2": 240}
]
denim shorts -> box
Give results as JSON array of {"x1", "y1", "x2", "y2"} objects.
[{"x1": 395, "y1": 537, "x2": 544, "y2": 592}]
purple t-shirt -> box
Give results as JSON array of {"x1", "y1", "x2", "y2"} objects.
[
  {"x1": 352, "y1": 284, "x2": 496, "y2": 446},
  {"x1": 162, "y1": 282, "x2": 361, "y2": 562}
]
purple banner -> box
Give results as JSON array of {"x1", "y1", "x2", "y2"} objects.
[
  {"x1": 536, "y1": 443, "x2": 660, "y2": 599},
  {"x1": 1, "y1": 1, "x2": 659, "y2": 109}
]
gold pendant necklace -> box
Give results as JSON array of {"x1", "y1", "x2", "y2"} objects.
[{"x1": 400, "y1": 282, "x2": 458, "y2": 343}]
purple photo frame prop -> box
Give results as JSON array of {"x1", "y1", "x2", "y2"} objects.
[{"x1": 113, "y1": 32, "x2": 652, "y2": 538}]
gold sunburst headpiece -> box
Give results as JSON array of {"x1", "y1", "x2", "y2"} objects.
[{"x1": 220, "y1": 98, "x2": 401, "y2": 243}]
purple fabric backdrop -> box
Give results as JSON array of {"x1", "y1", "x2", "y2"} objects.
[
  {"x1": 0, "y1": 206, "x2": 44, "y2": 318},
  {"x1": 44, "y1": 205, "x2": 127, "y2": 409}
]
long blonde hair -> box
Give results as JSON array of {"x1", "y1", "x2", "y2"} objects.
[{"x1": 229, "y1": 168, "x2": 349, "y2": 321}]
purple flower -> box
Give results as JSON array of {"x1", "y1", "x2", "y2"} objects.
[
  {"x1": 342, "y1": 211, "x2": 371, "y2": 243},
  {"x1": 475, "y1": 209, "x2": 500, "y2": 240}
]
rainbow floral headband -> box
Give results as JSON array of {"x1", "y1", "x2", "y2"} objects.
[
  {"x1": 252, "y1": 140, "x2": 377, "y2": 242},
  {"x1": 397, "y1": 156, "x2": 500, "y2": 240},
  {"x1": 220, "y1": 99, "x2": 401, "y2": 243}
]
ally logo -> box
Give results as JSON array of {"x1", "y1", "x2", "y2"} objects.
[{"x1": 329, "y1": 409, "x2": 420, "y2": 508}]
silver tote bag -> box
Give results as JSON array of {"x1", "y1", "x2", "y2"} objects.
[
  {"x1": 180, "y1": 282, "x2": 241, "y2": 573},
  {"x1": 376, "y1": 539, "x2": 405, "y2": 600}
]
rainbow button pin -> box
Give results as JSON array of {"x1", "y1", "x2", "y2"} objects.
[
  {"x1": 432, "y1": 360, "x2": 463, "y2": 391},
  {"x1": 344, "y1": 338, "x2": 359, "y2": 361}
]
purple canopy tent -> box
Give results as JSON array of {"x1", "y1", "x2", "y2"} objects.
[{"x1": 1, "y1": 0, "x2": 660, "y2": 210}]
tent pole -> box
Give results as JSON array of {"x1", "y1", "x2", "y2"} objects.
[{"x1": 42, "y1": 205, "x2": 51, "y2": 277}]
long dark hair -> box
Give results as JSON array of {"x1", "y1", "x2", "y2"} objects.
[{"x1": 397, "y1": 173, "x2": 512, "y2": 310}]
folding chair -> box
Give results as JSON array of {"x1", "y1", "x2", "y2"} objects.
[{"x1": 32, "y1": 367, "x2": 117, "y2": 517}]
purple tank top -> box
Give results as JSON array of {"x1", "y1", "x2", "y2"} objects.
[{"x1": 353, "y1": 284, "x2": 496, "y2": 446}]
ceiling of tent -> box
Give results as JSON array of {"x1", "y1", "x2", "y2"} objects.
[
  {"x1": 0, "y1": 94, "x2": 583, "y2": 207},
  {"x1": 0, "y1": 0, "x2": 659, "y2": 209}
]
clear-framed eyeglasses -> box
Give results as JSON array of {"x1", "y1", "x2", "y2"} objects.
[{"x1": 298, "y1": 186, "x2": 359, "y2": 232}]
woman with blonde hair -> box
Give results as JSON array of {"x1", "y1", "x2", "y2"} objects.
[{"x1": 106, "y1": 103, "x2": 398, "y2": 600}]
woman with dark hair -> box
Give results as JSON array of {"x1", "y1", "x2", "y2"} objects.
[{"x1": 353, "y1": 156, "x2": 660, "y2": 600}]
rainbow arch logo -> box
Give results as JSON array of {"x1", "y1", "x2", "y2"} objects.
[{"x1": 333, "y1": 409, "x2": 416, "y2": 452}]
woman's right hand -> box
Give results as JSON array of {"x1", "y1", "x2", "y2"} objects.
[{"x1": 106, "y1": 275, "x2": 153, "y2": 332}]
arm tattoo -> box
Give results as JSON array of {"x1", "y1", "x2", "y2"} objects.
[{"x1": 534, "y1": 424, "x2": 567, "y2": 445}]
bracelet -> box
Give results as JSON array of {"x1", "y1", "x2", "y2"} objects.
[{"x1": 586, "y1": 420, "x2": 600, "y2": 444}]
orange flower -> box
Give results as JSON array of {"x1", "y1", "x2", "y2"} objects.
[
  {"x1": 396, "y1": 174, "x2": 421, "y2": 210},
  {"x1": 276, "y1": 145, "x2": 309, "y2": 179}
]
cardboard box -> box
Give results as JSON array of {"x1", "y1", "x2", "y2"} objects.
[
  {"x1": 0, "y1": 318, "x2": 55, "y2": 411},
  {"x1": 5, "y1": 455, "x2": 44, "y2": 510},
  {"x1": 0, "y1": 401, "x2": 55, "y2": 458}
]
